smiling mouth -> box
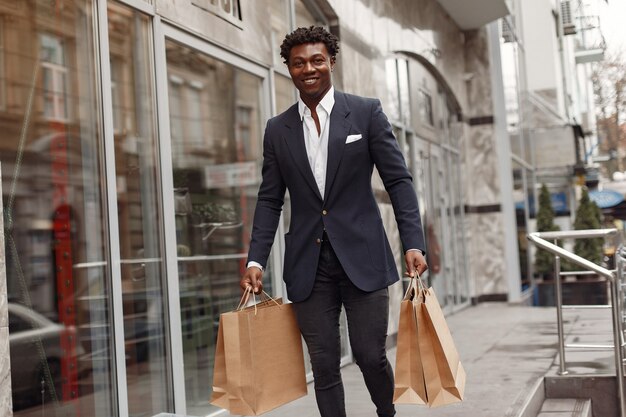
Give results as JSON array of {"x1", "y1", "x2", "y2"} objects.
[{"x1": 303, "y1": 78, "x2": 318, "y2": 85}]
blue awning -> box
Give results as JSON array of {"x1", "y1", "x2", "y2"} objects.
[{"x1": 589, "y1": 189, "x2": 624, "y2": 209}]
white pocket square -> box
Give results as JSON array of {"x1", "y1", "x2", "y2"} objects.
[{"x1": 346, "y1": 134, "x2": 362, "y2": 144}]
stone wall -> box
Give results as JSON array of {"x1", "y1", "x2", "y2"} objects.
[
  {"x1": 462, "y1": 29, "x2": 510, "y2": 298},
  {"x1": 0, "y1": 166, "x2": 12, "y2": 416}
]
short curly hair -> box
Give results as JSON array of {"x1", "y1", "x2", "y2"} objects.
[{"x1": 280, "y1": 26, "x2": 340, "y2": 65}]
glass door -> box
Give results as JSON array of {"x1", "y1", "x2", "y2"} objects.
[
  {"x1": 408, "y1": 139, "x2": 445, "y2": 296},
  {"x1": 160, "y1": 31, "x2": 271, "y2": 416},
  {"x1": 448, "y1": 151, "x2": 470, "y2": 309},
  {"x1": 423, "y1": 145, "x2": 451, "y2": 312},
  {"x1": 105, "y1": 2, "x2": 174, "y2": 415}
]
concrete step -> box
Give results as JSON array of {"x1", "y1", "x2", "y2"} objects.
[{"x1": 536, "y1": 398, "x2": 592, "y2": 417}]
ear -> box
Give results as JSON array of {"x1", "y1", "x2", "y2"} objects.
[{"x1": 330, "y1": 57, "x2": 336, "y2": 71}]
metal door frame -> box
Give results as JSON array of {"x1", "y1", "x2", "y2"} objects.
[{"x1": 154, "y1": 21, "x2": 279, "y2": 416}]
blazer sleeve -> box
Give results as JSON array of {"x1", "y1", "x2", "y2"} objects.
[
  {"x1": 247, "y1": 119, "x2": 287, "y2": 267},
  {"x1": 367, "y1": 99, "x2": 426, "y2": 253}
]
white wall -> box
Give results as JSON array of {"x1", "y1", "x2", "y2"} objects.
[{"x1": 520, "y1": 0, "x2": 564, "y2": 115}]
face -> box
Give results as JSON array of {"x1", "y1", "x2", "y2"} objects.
[{"x1": 287, "y1": 42, "x2": 334, "y2": 105}]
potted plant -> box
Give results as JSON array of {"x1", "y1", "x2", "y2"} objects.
[
  {"x1": 553, "y1": 187, "x2": 608, "y2": 305},
  {"x1": 535, "y1": 183, "x2": 560, "y2": 280},
  {"x1": 572, "y1": 187, "x2": 603, "y2": 267}
]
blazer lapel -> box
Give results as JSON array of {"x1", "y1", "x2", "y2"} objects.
[
  {"x1": 283, "y1": 105, "x2": 323, "y2": 201},
  {"x1": 324, "y1": 91, "x2": 351, "y2": 201}
]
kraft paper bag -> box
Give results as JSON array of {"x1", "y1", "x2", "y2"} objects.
[
  {"x1": 210, "y1": 292, "x2": 307, "y2": 415},
  {"x1": 417, "y1": 286, "x2": 466, "y2": 408},
  {"x1": 393, "y1": 281, "x2": 427, "y2": 405}
]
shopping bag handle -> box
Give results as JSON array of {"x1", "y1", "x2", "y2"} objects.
[
  {"x1": 258, "y1": 290, "x2": 281, "y2": 307},
  {"x1": 403, "y1": 271, "x2": 428, "y2": 300},
  {"x1": 236, "y1": 286, "x2": 253, "y2": 310},
  {"x1": 236, "y1": 288, "x2": 282, "y2": 315}
]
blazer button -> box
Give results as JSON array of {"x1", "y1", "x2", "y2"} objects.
[
  {"x1": 316, "y1": 238, "x2": 321, "y2": 245},
  {"x1": 322, "y1": 209, "x2": 328, "y2": 216}
]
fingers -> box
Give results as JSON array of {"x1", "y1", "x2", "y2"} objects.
[
  {"x1": 405, "y1": 251, "x2": 428, "y2": 278},
  {"x1": 240, "y1": 267, "x2": 263, "y2": 294},
  {"x1": 250, "y1": 271, "x2": 263, "y2": 294}
]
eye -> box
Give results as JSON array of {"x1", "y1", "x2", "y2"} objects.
[
  {"x1": 314, "y1": 58, "x2": 325, "y2": 65},
  {"x1": 292, "y1": 61, "x2": 304, "y2": 69}
]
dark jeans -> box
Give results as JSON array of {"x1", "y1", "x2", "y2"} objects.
[{"x1": 292, "y1": 238, "x2": 395, "y2": 417}]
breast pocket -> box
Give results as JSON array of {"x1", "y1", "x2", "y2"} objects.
[{"x1": 343, "y1": 136, "x2": 368, "y2": 154}]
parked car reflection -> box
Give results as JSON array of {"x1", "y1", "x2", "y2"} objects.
[{"x1": 8, "y1": 303, "x2": 90, "y2": 411}]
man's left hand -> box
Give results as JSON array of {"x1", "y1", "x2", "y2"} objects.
[{"x1": 405, "y1": 250, "x2": 428, "y2": 278}]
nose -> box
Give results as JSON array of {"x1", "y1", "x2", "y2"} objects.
[{"x1": 303, "y1": 61, "x2": 315, "y2": 73}]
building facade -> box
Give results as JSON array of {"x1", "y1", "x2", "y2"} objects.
[
  {"x1": 499, "y1": 0, "x2": 607, "y2": 295},
  {"x1": 0, "y1": 0, "x2": 515, "y2": 416}
]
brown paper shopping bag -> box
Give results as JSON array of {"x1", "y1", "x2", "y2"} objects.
[
  {"x1": 210, "y1": 291, "x2": 307, "y2": 415},
  {"x1": 393, "y1": 280, "x2": 427, "y2": 405},
  {"x1": 210, "y1": 314, "x2": 230, "y2": 410},
  {"x1": 417, "y1": 286, "x2": 466, "y2": 408}
]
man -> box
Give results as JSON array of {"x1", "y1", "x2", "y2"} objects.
[{"x1": 240, "y1": 26, "x2": 428, "y2": 417}]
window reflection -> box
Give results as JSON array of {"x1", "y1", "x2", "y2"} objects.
[
  {"x1": 40, "y1": 34, "x2": 69, "y2": 121},
  {"x1": 165, "y1": 40, "x2": 269, "y2": 416},
  {"x1": 2, "y1": 1, "x2": 115, "y2": 415},
  {"x1": 269, "y1": 0, "x2": 291, "y2": 66},
  {"x1": 107, "y1": 2, "x2": 173, "y2": 415}
]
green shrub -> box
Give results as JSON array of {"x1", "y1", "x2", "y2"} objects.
[{"x1": 535, "y1": 184, "x2": 560, "y2": 276}]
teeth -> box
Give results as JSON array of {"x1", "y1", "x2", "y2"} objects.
[{"x1": 304, "y1": 79, "x2": 316, "y2": 84}]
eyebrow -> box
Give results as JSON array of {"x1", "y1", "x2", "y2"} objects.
[{"x1": 292, "y1": 53, "x2": 326, "y2": 61}]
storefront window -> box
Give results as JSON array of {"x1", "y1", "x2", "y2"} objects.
[
  {"x1": 40, "y1": 34, "x2": 69, "y2": 121},
  {"x1": 427, "y1": 149, "x2": 448, "y2": 307},
  {"x1": 419, "y1": 89, "x2": 434, "y2": 126},
  {"x1": 3, "y1": 1, "x2": 115, "y2": 415},
  {"x1": 164, "y1": 39, "x2": 271, "y2": 416},
  {"x1": 270, "y1": 0, "x2": 291, "y2": 66},
  {"x1": 276, "y1": 73, "x2": 296, "y2": 115},
  {"x1": 385, "y1": 58, "x2": 411, "y2": 125},
  {"x1": 108, "y1": 2, "x2": 173, "y2": 415}
]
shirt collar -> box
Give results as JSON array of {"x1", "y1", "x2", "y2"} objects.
[{"x1": 297, "y1": 86, "x2": 335, "y2": 120}]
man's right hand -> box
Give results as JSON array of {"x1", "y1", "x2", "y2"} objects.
[{"x1": 240, "y1": 266, "x2": 263, "y2": 294}]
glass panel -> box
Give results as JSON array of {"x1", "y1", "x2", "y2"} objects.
[
  {"x1": 385, "y1": 59, "x2": 400, "y2": 122},
  {"x1": 275, "y1": 73, "x2": 296, "y2": 115},
  {"x1": 427, "y1": 150, "x2": 448, "y2": 310},
  {"x1": 2, "y1": 1, "x2": 115, "y2": 415},
  {"x1": 398, "y1": 59, "x2": 410, "y2": 124},
  {"x1": 107, "y1": 2, "x2": 173, "y2": 415},
  {"x1": 165, "y1": 39, "x2": 271, "y2": 416},
  {"x1": 451, "y1": 153, "x2": 469, "y2": 305},
  {"x1": 40, "y1": 33, "x2": 69, "y2": 121},
  {"x1": 441, "y1": 150, "x2": 462, "y2": 307},
  {"x1": 419, "y1": 90, "x2": 434, "y2": 127},
  {"x1": 269, "y1": 0, "x2": 291, "y2": 66}
]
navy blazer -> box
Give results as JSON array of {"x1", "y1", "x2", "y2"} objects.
[{"x1": 248, "y1": 90, "x2": 425, "y2": 302}]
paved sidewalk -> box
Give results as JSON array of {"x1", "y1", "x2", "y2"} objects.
[{"x1": 223, "y1": 303, "x2": 565, "y2": 417}]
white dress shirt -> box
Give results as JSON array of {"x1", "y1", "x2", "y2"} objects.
[{"x1": 299, "y1": 86, "x2": 335, "y2": 198}]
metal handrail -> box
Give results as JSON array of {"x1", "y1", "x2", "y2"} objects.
[
  {"x1": 527, "y1": 231, "x2": 614, "y2": 279},
  {"x1": 527, "y1": 229, "x2": 625, "y2": 417}
]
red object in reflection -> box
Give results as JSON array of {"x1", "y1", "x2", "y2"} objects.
[{"x1": 51, "y1": 130, "x2": 79, "y2": 412}]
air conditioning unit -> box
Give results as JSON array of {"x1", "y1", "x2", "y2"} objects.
[
  {"x1": 501, "y1": 19, "x2": 515, "y2": 43},
  {"x1": 561, "y1": 1, "x2": 577, "y2": 35}
]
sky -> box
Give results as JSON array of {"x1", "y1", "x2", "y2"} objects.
[{"x1": 599, "y1": 0, "x2": 626, "y2": 53}]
